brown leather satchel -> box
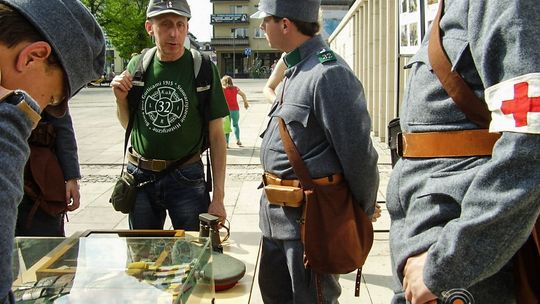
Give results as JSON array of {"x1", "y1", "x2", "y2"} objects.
[
  {"x1": 24, "y1": 122, "x2": 67, "y2": 223},
  {"x1": 277, "y1": 118, "x2": 374, "y2": 277}
]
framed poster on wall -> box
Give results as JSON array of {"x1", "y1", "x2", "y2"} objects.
[{"x1": 399, "y1": 0, "x2": 421, "y2": 55}]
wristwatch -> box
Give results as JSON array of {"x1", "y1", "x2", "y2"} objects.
[{"x1": 0, "y1": 89, "x2": 41, "y2": 129}]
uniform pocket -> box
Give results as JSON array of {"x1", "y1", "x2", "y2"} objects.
[
  {"x1": 404, "y1": 39, "x2": 475, "y2": 127},
  {"x1": 274, "y1": 103, "x2": 311, "y2": 128},
  {"x1": 404, "y1": 38, "x2": 469, "y2": 71},
  {"x1": 404, "y1": 45, "x2": 432, "y2": 71}
]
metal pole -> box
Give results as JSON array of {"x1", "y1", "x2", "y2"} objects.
[
  {"x1": 232, "y1": 2, "x2": 236, "y2": 78},
  {"x1": 233, "y1": 30, "x2": 236, "y2": 78}
]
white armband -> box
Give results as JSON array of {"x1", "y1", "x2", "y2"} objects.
[{"x1": 485, "y1": 73, "x2": 540, "y2": 134}]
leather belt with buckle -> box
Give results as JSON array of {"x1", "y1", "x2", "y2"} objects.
[
  {"x1": 127, "y1": 149, "x2": 200, "y2": 172},
  {"x1": 398, "y1": 129, "x2": 501, "y2": 158},
  {"x1": 263, "y1": 172, "x2": 343, "y2": 187}
]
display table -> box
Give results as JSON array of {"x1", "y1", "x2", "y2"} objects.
[{"x1": 12, "y1": 230, "x2": 215, "y2": 303}]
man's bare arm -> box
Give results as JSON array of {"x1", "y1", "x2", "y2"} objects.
[{"x1": 207, "y1": 118, "x2": 227, "y2": 221}]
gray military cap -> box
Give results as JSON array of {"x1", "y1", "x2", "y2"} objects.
[
  {"x1": 251, "y1": 0, "x2": 321, "y2": 23},
  {"x1": 0, "y1": 0, "x2": 106, "y2": 117},
  {"x1": 147, "y1": 0, "x2": 191, "y2": 19}
]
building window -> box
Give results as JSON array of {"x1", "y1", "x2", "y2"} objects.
[
  {"x1": 231, "y1": 28, "x2": 248, "y2": 38},
  {"x1": 230, "y1": 5, "x2": 245, "y2": 14},
  {"x1": 254, "y1": 27, "x2": 265, "y2": 38}
]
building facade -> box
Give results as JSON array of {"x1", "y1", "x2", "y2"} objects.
[
  {"x1": 210, "y1": 0, "x2": 277, "y2": 78},
  {"x1": 210, "y1": 0, "x2": 354, "y2": 78},
  {"x1": 327, "y1": 0, "x2": 425, "y2": 142}
]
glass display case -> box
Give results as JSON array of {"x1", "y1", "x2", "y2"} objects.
[{"x1": 12, "y1": 231, "x2": 214, "y2": 303}]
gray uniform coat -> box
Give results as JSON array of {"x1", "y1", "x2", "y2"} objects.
[
  {"x1": 387, "y1": 1, "x2": 540, "y2": 303},
  {"x1": 0, "y1": 95, "x2": 41, "y2": 304},
  {"x1": 45, "y1": 111, "x2": 81, "y2": 180},
  {"x1": 260, "y1": 35, "x2": 379, "y2": 240}
]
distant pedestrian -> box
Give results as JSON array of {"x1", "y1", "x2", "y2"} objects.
[
  {"x1": 270, "y1": 59, "x2": 278, "y2": 72},
  {"x1": 221, "y1": 75, "x2": 249, "y2": 147}
]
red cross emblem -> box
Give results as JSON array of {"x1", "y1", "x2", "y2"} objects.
[{"x1": 500, "y1": 82, "x2": 540, "y2": 127}]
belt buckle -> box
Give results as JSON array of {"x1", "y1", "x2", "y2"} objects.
[
  {"x1": 151, "y1": 159, "x2": 168, "y2": 172},
  {"x1": 397, "y1": 132, "x2": 404, "y2": 157}
]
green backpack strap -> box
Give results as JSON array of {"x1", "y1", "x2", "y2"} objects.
[{"x1": 126, "y1": 47, "x2": 155, "y2": 128}]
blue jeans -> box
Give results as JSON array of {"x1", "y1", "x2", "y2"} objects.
[
  {"x1": 258, "y1": 237, "x2": 341, "y2": 304},
  {"x1": 127, "y1": 161, "x2": 209, "y2": 231}
]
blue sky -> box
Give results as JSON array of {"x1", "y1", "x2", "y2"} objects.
[{"x1": 188, "y1": 0, "x2": 213, "y2": 42}]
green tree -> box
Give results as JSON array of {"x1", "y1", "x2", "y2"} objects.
[{"x1": 82, "y1": 0, "x2": 152, "y2": 60}]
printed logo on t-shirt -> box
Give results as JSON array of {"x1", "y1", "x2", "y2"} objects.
[{"x1": 141, "y1": 81, "x2": 189, "y2": 134}]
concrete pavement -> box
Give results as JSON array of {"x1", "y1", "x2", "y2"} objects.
[{"x1": 66, "y1": 79, "x2": 394, "y2": 303}]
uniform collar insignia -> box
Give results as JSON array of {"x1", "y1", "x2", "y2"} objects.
[
  {"x1": 284, "y1": 48, "x2": 302, "y2": 68},
  {"x1": 318, "y1": 48, "x2": 337, "y2": 64}
]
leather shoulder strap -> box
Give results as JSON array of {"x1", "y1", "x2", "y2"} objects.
[
  {"x1": 428, "y1": 0, "x2": 491, "y2": 128},
  {"x1": 277, "y1": 118, "x2": 315, "y2": 189}
]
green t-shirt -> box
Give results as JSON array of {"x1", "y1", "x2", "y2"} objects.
[{"x1": 127, "y1": 49, "x2": 229, "y2": 160}]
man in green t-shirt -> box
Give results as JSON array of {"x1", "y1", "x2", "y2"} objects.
[{"x1": 111, "y1": 0, "x2": 229, "y2": 231}]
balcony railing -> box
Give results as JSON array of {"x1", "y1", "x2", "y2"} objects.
[
  {"x1": 210, "y1": 37, "x2": 250, "y2": 47},
  {"x1": 211, "y1": 14, "x2": 249, "y2": 24}
]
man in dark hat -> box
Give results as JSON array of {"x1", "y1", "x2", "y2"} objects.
[
  {"x1": 252, "y1": 0, "x2": 380, "y2": 302},
  {"x1": 0, "y1": 0, "x2": 105, "y2": 302},
  {"x1": 111, "y1": 0, "x2": 229, "y2": 231}
]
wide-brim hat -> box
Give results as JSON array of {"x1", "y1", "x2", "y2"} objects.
[
  {"x1": 147, "y1": 0, "x2": 191, "y2": 19},
  {"x1": 0, "y1": 0, "x2": 106, "y2": 117}
]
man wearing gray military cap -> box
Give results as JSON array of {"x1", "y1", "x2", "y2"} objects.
[
  {"x1": 252, "y1": 0, "x2": 380, "y2": 302},
  {"x1": 0, "y1": 0, "x2": 105, "y2": 302}
]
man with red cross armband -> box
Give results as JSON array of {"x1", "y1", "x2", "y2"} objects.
[{"x1": 387, "y1": 0, "x2": 540, "y2": 303}]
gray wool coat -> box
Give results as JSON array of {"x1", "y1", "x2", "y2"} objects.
[
  {"x1": 259, "y1": 35, "x2": 379, "y2": 240},
  {"x1": 0, "y1": 94, "x2": 41, "y2": 304},
  {"x1": 387, "y1": 0, "x2": 540, "y2": 303}
]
